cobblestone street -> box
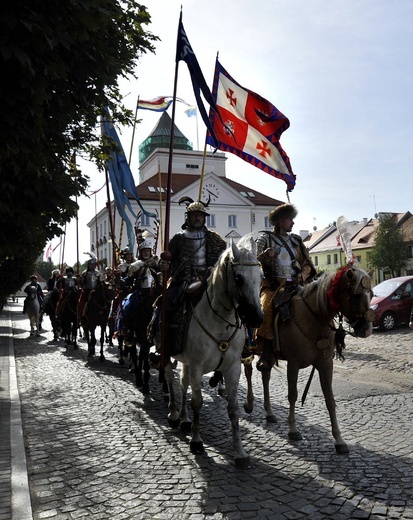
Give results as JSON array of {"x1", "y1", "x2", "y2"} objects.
[{"x1": 8, "y1": 303, "x2": 413, "y2": 519}]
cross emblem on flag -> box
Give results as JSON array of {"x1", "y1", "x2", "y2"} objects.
[{"x1": 206, "y1": 59, "x2": 296, "y2": 191}]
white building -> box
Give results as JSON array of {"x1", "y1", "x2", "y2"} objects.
[{"x1": 88, "y1": 112, "x2": 284, "y2": 267}]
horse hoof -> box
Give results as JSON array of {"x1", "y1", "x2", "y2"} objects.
[
  {"x1": 235, "y1": 456, "x2": 252, "y2": 470},
  {"x1": 218, "y1": 388, "x2": 227, "y2": 397},
  {"x1": 180, "y1": 421, "x2": 192, "y2": 434},
  {"x1": 266, "y1": 414, "x2": 277, "y2": 424},
  {"x1": 119, "y1": 358, "x2": 125, "y2": 366},
  {"x1": 73, "y1": 344, "x2": 78, "y2": 350},
  {"x1": 244, "y1": 403, "x2": 253, "y2": 415},
  {"x1": 335, "y1": 443, "x2": 349, "y2": 454},
  {"x1": 168, "y1": 417, "x2": 180, "y2": 429},
  {"x1": 288, "y1": 431, "x2": 303, "y2": 441},
  {"x1": 190, "y1": 441, "x2": 204, "y2": 454},
  {"x1": 99, "y1": 355, "x2": 105, "y2": 362},
  {"x1": 141, "y1": 384, "x2": 150, "y2": 395}
]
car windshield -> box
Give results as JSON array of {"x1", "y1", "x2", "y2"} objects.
[{"x1": 373, "y1": 279, "x2": 404, "y2": 298}]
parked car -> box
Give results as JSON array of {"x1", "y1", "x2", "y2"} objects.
[{"x1": 370, "y1": 276, "x2": 413, "y2": 331}]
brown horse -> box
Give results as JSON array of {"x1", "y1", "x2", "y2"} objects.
[
  {"x1": 81, "y1": 282, "x2": 114, "y2": 361},
  {"x1": 244, "y1": 264, "x2": 374, "y2": 454}
]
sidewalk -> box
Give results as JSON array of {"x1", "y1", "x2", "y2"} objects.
[{"x1": 0, "y1": 303, "x2": 32, "y2": 520}]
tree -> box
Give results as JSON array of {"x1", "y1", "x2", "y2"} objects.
[
  {"x1": 369, "y1": 214, "x2": 408, "y2": 277},
  {"x1": 0, "y1": 0, "x2": 158, "y2": 296}
]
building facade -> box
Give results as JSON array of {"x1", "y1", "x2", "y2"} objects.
[{"x1": 88, "y1": 113, "x2": 284, "y2": 267}]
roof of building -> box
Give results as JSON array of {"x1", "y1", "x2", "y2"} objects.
[
  {"x1": 309, "y1": 221, "x2": 367, "y2": 253},
  {"x1": 147, "y1": 111, "x2": 189, "y2": 140},
  {"x1": 351, "y1": 219, "x2": 379, "y2": 250},
  {"x1": 303, "y1": 225, "x2": 336, "y2": 250},
  {"x1": 135, "y1": 173, "x2": 283, "y2": 206}
]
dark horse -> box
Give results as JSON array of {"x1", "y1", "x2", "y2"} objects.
[
  {"x1": 119, "y1": 270, "x2": 162, "y2": 393},
  {"x1": 60, "y1": 286, "x2": 78, "y2": 349},
  {"x1": 41, "y1": 289, "x2": 60, "y2": 341},
  {"x1": 81, "y1": 282, "x2": 114, "y2": 361}
]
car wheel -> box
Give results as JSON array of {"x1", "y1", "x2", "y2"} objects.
[{"x1": 379, "y1": 312, "x2": 396, "y2": 331}]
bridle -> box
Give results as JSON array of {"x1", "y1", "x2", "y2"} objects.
[{"x1": 190, "y1": 252, "x2": 261, "y2": 370}]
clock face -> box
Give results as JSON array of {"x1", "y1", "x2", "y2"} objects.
[{"x1": 202, "y1": 182, "x2": 220, "y2": 202}]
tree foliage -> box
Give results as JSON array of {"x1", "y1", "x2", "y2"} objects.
[
  {"x1": 369, "y1": 214, "x2": 408, "y2": 277},
  {"x1": 0, "y1": 0, "x2": 158, "y2": 296}
]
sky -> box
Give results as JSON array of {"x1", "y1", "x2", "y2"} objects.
[{"x1": 58, "y1": 0, "x2": 413, "y2": 266}]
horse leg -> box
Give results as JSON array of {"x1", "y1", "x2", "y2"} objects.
[
  {"x1": 217, "y1": 375, "x2": 226, "y2": 397},
  {"x1": 99, "y1": 326, "x2": 105, "y2": 362},
  {"x1": 243, "y1": 362, "x2": 254, "y2": 414},
  {"x1": 262, "y1": 370, "x2": 277, "y2": 423},
  {"x1": 317, "y1": 364, "x2": 349, "y2": 454},
  {"x1": 87, "y1": 329, "x2": 95, "y2": 358},
  {"x1": 118, "y1": 337, "x2": 126, "y2": 365},
  {"x1": 224, "y1": 365, "x2": 251, "y2": 469},
  {"x1": 187, "y1": 367, "x2": 204, "y2": 454},
  {"x1": 164, "y1": 361, "x2": 180, "y2": 428},
  {"x1": 287, "y1": 362, "x2": 302, "y2": 440},
  {"x1": 138, "y1": 342, "x2": 151, "y2": 394},
  {"x1": 72, "y1": 322, "x2": 78, "y2": 349}
]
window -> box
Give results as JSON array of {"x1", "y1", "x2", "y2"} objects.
[
  {"x1": 205, "y1": 214, "x2": 216, "y2": 228},
  {"x1": 407, "y1": 245, "x2": 413, "y2": 259},
  {"x1": 314, "y1": 256, "x2": 318, "y2": 266},
  {"x1": 356, "y1": 255, "x2": 362, "y2": 263},
  {"x1": 334, "y1": 253, "x2": 338, "y2": 264},
  {"x1": 141, "y1": 213, "x2": 151, "y2": 226},
  {"x1": 252, "y1": 213, "x2": 256, "y2": 224},
  {"x1": 185, "y1": 164, "x2": 199, "y2": 169},
  {"x1": 327, "y1": 255, "x2": 331, "y2": 265},
  {"x1": 228, "y1": 215, "x2": 237, "y2": 228},
  {"x1": 264, "y1": 217, "x2": 271, "y2": 229}
]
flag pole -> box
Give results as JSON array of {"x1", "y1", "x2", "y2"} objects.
[
  {"x1": 103, "y1": 167, "x2": 117, "y2": 268},
  {"x1": 198, "y1": 129, "x2": 209, "y2": 201},
  {"x1": 159, "y1": 12, "x2": 182, "y2": 380}
]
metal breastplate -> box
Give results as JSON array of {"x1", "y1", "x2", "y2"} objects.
[
  {"x1": 84, "y1": 271, "x2": 99, "y2": 290},
  {"x1": 65, "y1": 277, "x2": 76, "y2": 289},
  {"x1": 132, "y1": 262, "x2": 153, "y2": 289},
  {"x1": 182, "y1": 228, "x2": 207, "y2": 277},
  {"x1": 274, "y1": 236, "x2": 296, "y2": 279}
]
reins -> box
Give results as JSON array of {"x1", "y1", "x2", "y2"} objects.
[{"x1": 191, "y1": 252, "x2": 260, "y2": 371}]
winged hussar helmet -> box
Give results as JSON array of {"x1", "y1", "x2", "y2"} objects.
[{"x1": 179, "y1": 196, "x2": 210, "y2": 229}]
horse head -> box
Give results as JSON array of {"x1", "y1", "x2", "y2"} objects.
[
  {"x1": 27, "y1": 285, "x2": 38, "y2": 300},
  {"x1": 227, "y1": 241, "x2": 263, "y2": 329},
  {"x1": 330, "y1": 265, "x2": 374, "y2": 338}
]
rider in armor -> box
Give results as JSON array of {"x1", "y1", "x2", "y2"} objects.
[
  {"x1": 56, "y1": 267, "x2": 77, "y2": 318},
  {"x1": 166, "y1": 200, "x2": 226, "y2": 293},
  {"x1": 151, "y1": 199, "x2": 226, "y2": 357},
  {"x1": 254, "y1": 204, "x2": 316, "y2": 372},
  {"x1": 119, "y1": 239, "x2": 160, "y2": 346},
  {"x1": 128, "y1": 239, "x2": 159, "y2": 292},
  {"x1": 118, "y1": 247, "x2": 135, "y2": 277},
  {"x1": 77, "y1": 256, "x2": 102, "y2": 320}
]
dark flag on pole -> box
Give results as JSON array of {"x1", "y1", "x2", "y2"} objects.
[{"x1": 176, "y1": 14, "x2": 220, "y2": 149}]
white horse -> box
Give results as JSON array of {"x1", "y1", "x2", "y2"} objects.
[
  {"x1": 164, "y1": 240, "x2": 263, "y2": 469},
  {"x1": 25, "y1": 285, "x2": 40, "y2": 337}
]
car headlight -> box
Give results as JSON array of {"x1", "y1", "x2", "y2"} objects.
[{"x1": 370, "y1": 304, "x2": 378, "y2": 310}]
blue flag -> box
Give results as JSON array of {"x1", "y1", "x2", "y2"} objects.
[
  {"x1": 176, "y1": 14, "x2": 220, "y2": 148},
  {"x1": 101, "y1": 111, "x2": 156, "y2": 251}
]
